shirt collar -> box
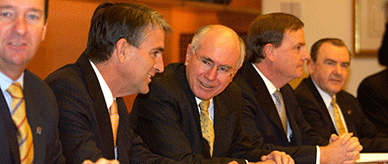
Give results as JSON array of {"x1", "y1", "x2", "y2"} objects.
[
  {"x1": 312, "y1": 79, "x2": 334, "y2": 108},
  {"x1": 251, "y1": 63, "x2": 278, "y2": 94},
  {"x1": 195, "y1": 97, "x2": 213, "y2": 106},
  {"x1": 89, "y1": 60, "x2": 115, "y2": 109},
  {"x1": 0, "y1": 71, "x2": 24, "y2": 92}
]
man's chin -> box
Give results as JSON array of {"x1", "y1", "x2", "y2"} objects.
[
  {"x1": 139, "y1": 86, "x2": 150, "y2": 95},
  {"x1": 194, "y1": 93, "x2": 213, "y2": 101}
]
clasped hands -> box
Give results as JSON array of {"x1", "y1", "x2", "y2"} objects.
[{"x1": 320, "y1": 133, "x2": 363, "y2": 164}]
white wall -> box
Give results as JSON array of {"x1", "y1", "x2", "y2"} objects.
[{"x1": 262, "y1": 0, "x2": 386, "y2": 96}]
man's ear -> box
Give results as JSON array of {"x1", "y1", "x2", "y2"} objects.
[
  {"x1": 306, "y1": 59, "x2": 314, "y2": 74},
  {"x1": 263, "y1": 43, "x2": 275, "y2": 61},
  {"x1": 115, "y1": 38, "x2": 129, "y2": 63},
  {"x1": 41, "y1": 22, "x2": 48, "y2": 41},
  {"x1": 185, "y1": 44, "x2": 194, "y2": 66}
]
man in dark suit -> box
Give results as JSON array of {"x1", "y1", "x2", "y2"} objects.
[
  {"x1": 130, "y1": 25, "x2": 293, "y2": 164},
  {"x1": 45, "y1": 2, "x2": 181, "y2": 164},
  {"x1": 357, "y1": 69, "x2": 388, "y2": 134},
  {"x1": 294, "y1": 38, "x2": 388, "y2": 152},
  {"x1": 357, "y1": 5, "x2": 388, "y2": 134},
  {"x1": 234, "y1": 13, "x2": 362, "y2": 164},
  {"x1": 0, "y1": 0, "x2": 65, "y2": 163}
]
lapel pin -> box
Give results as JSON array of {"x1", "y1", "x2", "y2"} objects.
[
  {"x1": 347, "y1": 110, "x2": 352, "y2": 115},
  {"x1": 37, "y1": 126, "x2": 42, "y2": 135}
]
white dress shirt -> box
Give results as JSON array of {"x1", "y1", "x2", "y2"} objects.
[{"x1": 90, "y1": 60, "x2": 118, "y2": 159}]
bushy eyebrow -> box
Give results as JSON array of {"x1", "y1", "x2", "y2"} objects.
[
  {"x1": 152, "y1": 47, "x2": 165, "y2": 53},
  {"x1": 0, "y1": 5, "x2": 43, "y2": 14},
  {"x1": 323, "y1": 58, "x2": 336, "y2": 63},
  {"x1": 323, "y1": 58, "x2": 350, "y2": 65},
  {"x1": 29, "y1": 8, "x2": 43, "y2": 14},
  {"x1": 202, "y1": 56, "x2": 232, "y2": 69},
  {"x1": 0, "y1": 5, "x2": 13, "y2": 10}
]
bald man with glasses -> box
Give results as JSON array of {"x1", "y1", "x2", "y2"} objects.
[{"x1": 129, "y1": 25, "x2": 293, "y2": 164}]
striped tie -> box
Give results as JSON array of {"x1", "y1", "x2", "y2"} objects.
[
  {"x1": 7, "y1": 82, "x2": 34, "y2": 164},
  {"x1": 110, "y1": 100, "x2": 119, "y2": 146},
  {"x1": 199, "y1": 100, "x2": 214, "y2": 156}
]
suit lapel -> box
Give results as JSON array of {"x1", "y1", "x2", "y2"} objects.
[
  {"x1": 0, "y1": 90, "x2": 19, "y2": 163},
  {"x1": 175, "y1": 65, "x2": 212, "y2": 157},
  {"x1": 175, "y1": 64, "x2": 202, "y2": 133},
  {"x1": 242, "y1": 62, "x2": 287, "y2": 136},
  {"x1": 304, "y1": 77, "x2": 338, "y2": 134},
  {"x1": 279, "y1": 87, "x2": 293, "y2": 139},
  {"x1": 116, "y1": 98, "x2": 130, "y2": 161},
  {"x1": 23, "y1": 71, "x2": 49, "y2": 163},
  {"x1": 76, "y1": 53, "x2": 115, "y2": 159},
  {"x1": 336, "y1": 92, "x2": 355, "y2": 133},
  {"x1": 280, "y1": 85, "x2": 305, "y2": 145},
  {"x1": 212, "y1": 88, "x2": 236, "y2": 156}
]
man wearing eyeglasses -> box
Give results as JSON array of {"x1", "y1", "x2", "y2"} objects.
[{"x1": 129, "y1": 25, "x2": 294, "y2": 164}]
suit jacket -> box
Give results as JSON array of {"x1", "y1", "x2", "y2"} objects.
[
  {"x1": 0, "y1": 70, "x2": 65, "y2": 163},
  {"x1": 295, "y1": 77, "x2": 388, "y2": 152},
  {"x1": 378, "y1": 23, "x2": 388, "y2": 66},
  {"x1": 357, "y1": 69, "x2": 388, "y2": 134},
  {"x1": 233, "y1": 61, "x2": 328, "y2": 163},
  {"x1": 45, "y1": 52, "x2": 180, "y2": 164},
  {"x1": 129, "y1": 63, "x2": 270, "y2": 164}
]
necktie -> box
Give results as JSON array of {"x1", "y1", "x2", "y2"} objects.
[
  {"x1": 110, "y1": 100, "x2": 119, "y2": 146},
  {"x1": 273, "y1": 90, "x2": 287, "y2": 134},
  {"x1": 7, "y1": 82, "x2": 34, "y2": 164},
  {"x1": 199, "y1": 100, "x2": 214, "y2": 156},
  {"x1": 331, "y1": 97, "x2": 346, "y2": 136}
]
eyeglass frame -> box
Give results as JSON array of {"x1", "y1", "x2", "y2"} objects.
[{"x1": 192, "y1": 49, "x2": 237, "y2": 78}]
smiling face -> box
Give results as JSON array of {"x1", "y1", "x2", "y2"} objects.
[
  {"x1": 184, "y1": 27, "x2": 241, "y2": 101},
  {"x1": 119, "y1": 26, "x2": 165, "y2": 95},
  {"x1": 272, "y1": 28, "x2": 310, "y2": 83},
  {"x1": 0, "y1": 0, "x2": 47, "y2": 79},
  {"x1": 308, "y1": 42, "x2": 350, "y2": 97}
]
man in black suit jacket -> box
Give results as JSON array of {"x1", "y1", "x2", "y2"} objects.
[
  {"x1": 45, "y1": 2, "x2": 181, "y2": 164},
  {"x1": 357, "y1": 69, "x2": 388, "y2": 134},
  {"x1": 235, "y1": 13, "x2": 362, "y2": 164},
  {"x1": 294, "y1": 38, "x2": 388, "y2": 152},
  {"x1": 0, "y1": 0, "x2": 65, "y2": 163},
  {"x1": 357, "y1": 10, "x2": 388, "y2": 134},
  {"x1": 378, "y1": 3, "x2": 388, "y2": 66},
  {"x1": 130, "y1": 25, "x2": 293, "y2": 164}
]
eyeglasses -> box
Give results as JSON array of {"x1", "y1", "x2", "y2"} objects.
[{"x1": 194, "y1": 53, "x2": 236, "y2": 78}]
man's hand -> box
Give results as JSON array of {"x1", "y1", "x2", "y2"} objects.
[
  {"x1": 329, "y1": 133, "x2": 339, "y2": 143},
  {"x1": 259, "y1": 150, "x2": 294, "y2": 164},
  {"x1": 82, "y1": 158, "x2": 119, "y2": 164},
  {"x1": 320, "y1": 133, "x2": 362, "y2": 164}
]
